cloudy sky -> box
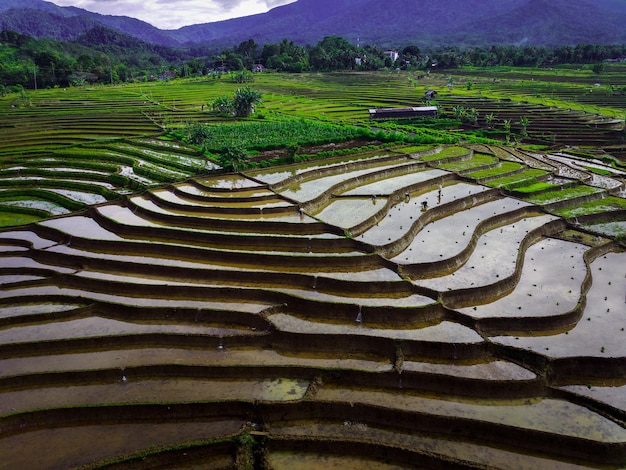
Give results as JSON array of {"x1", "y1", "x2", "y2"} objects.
[{"x1": 50, "y1": 0, "x2": 296, "y2": 30}]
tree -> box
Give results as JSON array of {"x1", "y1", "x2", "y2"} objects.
[
  {"x1": 232, "y1": 86, "x2": 262, "y2": 117},
  {"x1": 519, "y1": 116, "x2": 530, "y2": 137},
  {"x1": 211, "y1": 95, "x2": 235, "y2": 115},
  {"x1": 465, "y1": 108, "x2": 478, "y2": 126},
  {"x1": 235, "y1": 39, "x2": 258, "y2": 69},
  {"x1": 503, "y1": 119, "x2": 512, "y2": 144},
  {"x1": 185, "y1": 121, "x2": 211, "y2": 145},
  {"x1": 218, "y1": 145, "x2": 249, "y2": 172},
  {"x1": 234, "y1": 70, "x2": 254, "y2": 83},
  {"x1": 211, "y1": 87, "x2": 261, "y2": 117},
  {"x1": 262, "y1": 39, "x2": 309, "y2": 71},
  {"x1": 309, "y1": 36, "x2": 355, "y2": 71},
  {"x1": 485, "y1": 113, "x2": 495, "y2": 128},
  {"x1": 400, "y1": 45, "x2": 421, "y2": 67},
  {"x1": 452, "y1": 105, "x2": 467, "y2": 121},
  {"x1": 223, "y1": 51, "x2": 244, "y2": 71}
]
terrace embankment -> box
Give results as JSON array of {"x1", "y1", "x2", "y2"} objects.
[
  {"x1": 2, "y1": 146, "x2": 626, "y2": 468},
  {"x1": 438, "y1": 217, "x2": 567, "y2": 310}
]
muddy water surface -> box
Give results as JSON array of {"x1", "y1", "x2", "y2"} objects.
[
  {"x1": 279, "y1": 163, "x2": 414, "y2": 203},
  {"x1": 316, "y1": 387, "x2": 626, "y2": 442},
  {"x1": 269, "y1": 423, "x2": 594, "y2": 470},
  {"x1": 416, "y1": 214, "x2": 558, "y2": 291},
  {"x1": 269, "y1": 314, "x2": 483, "y2": 344},
  {"x1": 269, "y1": 453, "x2": 413, "y2": 470},
  {"x1": 1, "y1": 421, "x2": 243, "y2": 470},
  {"x1": 391, "y1": 198, "x2": 531, "y2": 264},
  {"x1": 340, "y1": 169, "x2": 448, "y2": 196},
  {"x1": 0, "y1": 348, "x2": 390, "y2": 380},
  {"x1": 457, "y1": 237, "x2": 588, "y2": 319},
  {"x1": 358, "y1": 182, "x2": 489, "y2": 246},
  {"x1": 314, "y1": 197, "x2": 388, "y2": 229},
  {"x1": 492, "y1": 251, "x2": 626, "y2": 358}
]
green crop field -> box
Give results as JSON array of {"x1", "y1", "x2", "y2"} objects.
[{"x1": 1, "y1": 70, "x2": 626, "y2": 469}]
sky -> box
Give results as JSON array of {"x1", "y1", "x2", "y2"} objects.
[{"x1": 50, "y1": 0, "x2": 296, "y2": 30}]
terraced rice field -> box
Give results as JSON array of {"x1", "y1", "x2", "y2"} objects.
[
  {"x1": 1, "y1": 71, "x2": 626, "y2": 468},
  {"x1": 1, "y1": 140, "x2": 626, "y2": 469}
]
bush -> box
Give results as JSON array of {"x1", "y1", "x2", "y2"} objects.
[
  {"x1": 218, "y1": 145, "x2": 249, "y2": 172},
  {"x1": 211, "y1": 95, "x2": 235, "y2": 115}
]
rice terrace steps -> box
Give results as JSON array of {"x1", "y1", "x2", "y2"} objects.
[
  {"x1": 1, "y1": 141, "x2": 626, "y2": 469},
  {"x1": 0, "y1": 69, "x2": 624, "y2": 468}
]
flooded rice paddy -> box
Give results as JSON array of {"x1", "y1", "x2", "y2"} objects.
[
  {"x1": 416, "y1": 214, "x2": 559, "y2": 291},
  {"x1": 391, "y1": 198, "x2": 533, "y2": 264},
  {"x1": 1, "y1": 145, "x2": 625, "y2": 468},
  {"x1": 457, "y1": 237, "x2": 588, "y2": 321}
]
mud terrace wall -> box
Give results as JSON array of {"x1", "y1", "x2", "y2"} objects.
[{"x1": 1, "y1": 145, "x2": 626, "y2": 469}]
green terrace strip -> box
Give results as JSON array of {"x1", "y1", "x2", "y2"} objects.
[
  {"x1": 173, "y1": 117, "x2": 445, "y2": 155},
  {"x1": 583, "y1": 166, "x2": 614, "y2": 176},
  {"x1": 523, "y1": 185, "x2": 605, "y2": 205},
  {"x1": 464, "y1": 161, "x2": 525, "y2": 179},
  {"x1": 420, "y1": 146, "x2": 470, "y2": 162},
  {"x1": 485, "y1": 169, "x2": 550, "y2": 189},
  {"x1": 175, "y1": 118, "x2": 374, "y2": 152},
  {"x1": 554, "y1": 196, "x2": 626, "y2": 218},
  {"x1": 436, "y1": 64, "x2": 626, "y2": 119},
  {"x1": 0, "y1": 206, "x2": 48, "y2": 227},
  {"x1": 0, "y1": 137, "x2": 212, "y2": 226},
  {"x1": 436, "y1": 153, "x2": 498, "y2": 172},
  {"x1": 508, "y1": 181, "x2": 563, "y2": 193},
  {"x1": 395, "y1": 145, "x2": 438, "y2": 155}
]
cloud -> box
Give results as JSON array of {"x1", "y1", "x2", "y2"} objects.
[{"x1": 50, "y1": 0, "x2": 295, "y2": 29}]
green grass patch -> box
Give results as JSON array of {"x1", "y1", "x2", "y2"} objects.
[
  {"x1": 524, "y1": 185, "x2": 603, "y2": 205},
  {"x1": 0, "y1": 208, "x2": 45, "y2": 227},
  {"x1": 485, "y1": 169, "x2": 548, "y2": 189},
  {"x1": 437, "y1": 153, "x2": 497, "y2": 172},
  {"x1": 421, "y1": 146, "x2": 470, "y2": 162},
  {"x1": 583, "y1": 166, "x2": 613, "y2": 176},
  {"x1": 395, "y1": 145, "x2": 438, "y2": 154},
  {"x1": 511, "y1": 181, "x2": 559, "y2": 193},
  {"x1": 582, "y1": 221, "x2": 626, "y2": 238},
  {"x1": 554, "y1": 196, "x2": 626, "y2": 218},
  {"x1": 465, "y1": 161, "x2": 524, "y2": 179},
  {"x1": 174, "y1": 117, "x2": 377, "y2": 152},
  {"x1": 133, "y1": 161, "x2": 189, "y2": 182}
]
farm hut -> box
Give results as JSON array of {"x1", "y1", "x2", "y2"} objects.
[{"x1": 369, "y1": 106, "x2": 438, "y2": 120}]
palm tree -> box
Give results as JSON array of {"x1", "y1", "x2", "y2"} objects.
[
  {"x1": 519, "y1": 116, "x2": 530, "y2": 137},
  {"x1": 233, "y1": 86, "x2": 262, "y2": 117}
]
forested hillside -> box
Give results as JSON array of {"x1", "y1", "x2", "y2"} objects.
[
  {"x1": 2, "y1": 27, "x2": 626, "y2": 91},
  {"x1": 2, "y1": 0, "x2": 626, "y2": 48}
]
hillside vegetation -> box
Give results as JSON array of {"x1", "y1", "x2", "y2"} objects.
[{"x1": 2, "y1": 27, "x2": 626, "y2": 91}]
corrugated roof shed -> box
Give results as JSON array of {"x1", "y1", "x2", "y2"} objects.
[{"x1": 369, "y1": 106, "x2": 438, "y2": 119}]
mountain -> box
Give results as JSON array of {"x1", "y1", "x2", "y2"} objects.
[
  {"x1": 170, "y1": 0, "x2": 528, "y2": 47},
  {"x1": 454, "y1": 0, "x2": 626, "y2": 46},
  {"x1": 2, "y1": 0, "x2": 626, "y2": 48},
  {"x1": 0, "y1": 0, "x2": 179, "y2": 46}
]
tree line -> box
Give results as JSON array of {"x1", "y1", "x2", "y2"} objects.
[{"x1": 2, "y1": 27, "x2": 626, "y2": 90}]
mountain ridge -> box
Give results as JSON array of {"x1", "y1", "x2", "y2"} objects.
[{"x1": 2, "y1": 0, "x2": 626, "y2": 48}]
